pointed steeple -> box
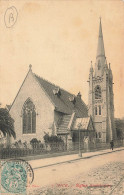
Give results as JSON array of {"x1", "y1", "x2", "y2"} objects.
[
  {"x1": 95, "y1": 18, "x2": 106, "y2": 76},
  {"x1": 90, "y1": 61, "x2": 93, "y2": 73},
  {"x1": 96, "y1": 18, "x2": 105, "y2": 60}
]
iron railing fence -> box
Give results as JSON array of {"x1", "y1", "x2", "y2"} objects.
[{"x1": 0, "y1": 139, "x2": 123, "y2": 159}]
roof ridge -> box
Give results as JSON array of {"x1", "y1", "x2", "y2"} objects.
[{"x1": 34, "y1": 73, "x2": 76, "y2": 97}]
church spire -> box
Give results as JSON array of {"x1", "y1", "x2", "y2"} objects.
[
  {"x1": 96, "y1": 18, "x2": 105, "y2": 60},
  {"x1": 95, "y1": 18, "x2": 106, "y2": 75}
]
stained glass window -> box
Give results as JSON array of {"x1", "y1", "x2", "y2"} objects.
[{"x1": 23, "y1": 99, "x2": 36, "y2": 134}]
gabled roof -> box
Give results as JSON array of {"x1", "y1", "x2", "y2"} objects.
[
  {"x1": 72, "y1": 117, "x2": 94, "y2": 130},
  {"x1": 57, "y1": 115, "x2": 94, "y2": 134},
  {"x1": 34, "y1": 74, "x2": 88, "y2": 117}
]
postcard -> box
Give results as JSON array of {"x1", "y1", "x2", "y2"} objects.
[{"x1": 0, "y1": 0, "x2": 124, "y2": 194}]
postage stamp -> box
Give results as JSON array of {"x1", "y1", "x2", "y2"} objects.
[{"x1": 0, "y1": 159, "x2": 34, "y2": 193}]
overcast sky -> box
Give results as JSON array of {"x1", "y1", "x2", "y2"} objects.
[{"x1": 0, "y1": 0, "x2": 124, "y2": 118}]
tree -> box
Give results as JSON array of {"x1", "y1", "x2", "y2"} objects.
[
  {"x1": 115, "y1": 118, "x2": 124, "y2": 139},
  {"x1": 0, "y1": 108, "x2": 16, "y2": 139}
]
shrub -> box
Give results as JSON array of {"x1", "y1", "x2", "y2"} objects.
[
  {"x1": 43, "y1": 133, "x2": 63, "y2": 143},
  {"x1": 30, "y1": 138, "x2": 44, "y2": 149},
  {"x1": 43, "y1": 133, "x2": 64, "y2": 151}
]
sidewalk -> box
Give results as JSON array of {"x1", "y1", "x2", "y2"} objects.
[{"x1": 28, "y1": 147, "x2": 124, "y2": 170}]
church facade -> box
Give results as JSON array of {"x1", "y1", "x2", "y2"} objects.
[
  {"x1": 9, "y1": 65, "x2": 95, "y2": 149},
  {"x1": 9, "y1": 19, "x2": 116, "y2": 149},
  {"x1": 88, "y1": 19, "x2": 116, "y2": 143}
]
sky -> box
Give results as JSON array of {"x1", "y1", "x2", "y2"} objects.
[{"x1": 0, "y1": 0, "x2": 124, "y2": 118}]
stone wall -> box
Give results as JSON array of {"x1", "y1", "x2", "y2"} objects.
[{"x1": 9, "y1": 70, "x2": 55, "y2": 144}]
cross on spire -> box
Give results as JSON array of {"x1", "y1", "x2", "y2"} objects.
[{"x1": 29, "y1": 64, "x2": 32, "y2": 71}]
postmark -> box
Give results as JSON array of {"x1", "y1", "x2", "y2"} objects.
[
  {"x1": 4, "y1": 6, "x2": 18, "y2": 28},
  {"x1": 1, "y1": 159, "x2": 34, "y2": 193}
]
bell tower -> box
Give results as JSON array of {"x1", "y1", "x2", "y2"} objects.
[{"x1": 88, "y1": 19, "x2": 116, "y2": 143}]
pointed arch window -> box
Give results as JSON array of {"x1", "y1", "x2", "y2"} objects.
[
  {"x1": 99, "y1": 105, "x2": 101, "y2": 115},
  {"x1": 98, "y1": 132, "x2": 102, "y2": 138},
  {"x1": 95, "y1": 85, "x2": 101, "y2": 99},
  {"x1": 23, "y1": 99, "x2": 36, "y2": 134},
  {"x1": 95, "y1": 106, "x2": 97, "y2": 115}
]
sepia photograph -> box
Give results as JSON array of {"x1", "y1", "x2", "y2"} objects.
[{"x1": 0, "y1": 0, "x2": 124, "y2": 194}]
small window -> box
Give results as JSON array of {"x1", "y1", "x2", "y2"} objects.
[
  {"x1": 95, "y1": 86, "x2": 101, "y2": 99},
  {"x1": 96, "y1": 132, "x2": 98, "y2": 138},
  {"x1": 98, "y1": 132, "x2": 101, "y2": 138},
  {"x1": 99, "y1": 105, "x2": 101, "y2": 115},
  {"x1": 95, "y1": 106, "x2": 97, "y2": 115}
]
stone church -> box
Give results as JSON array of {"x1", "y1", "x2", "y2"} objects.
[
  {"x1": 88, "y1": 19, "x2": 116, "y2": 143},
  {"x1": 9, "y1": 65, "x2": 94, "y2": 149},
  {"x1": 9, "y1": 19, "x2": 116, "y2": 148}
]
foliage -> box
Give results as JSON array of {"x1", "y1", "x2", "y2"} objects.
[
  {"x1": 0, "y1": 108, "x2": 16, "y2": 139},
  {"x1": 12, "y1": 140, "x2": 22, "y2": 148},
  {"x1": 30, "y1": 138, "x2": 44, "y2": 149},
  {"x1": 43, "y1": 133, "x2": 63, "y2": 144},
  {"x1": 0, "y1": 143, "x2": 4, "y2": 149},
  {"x1": 30, "y1": 138, "x2": 39, "y2": 144},
  {"x1": 23, "y1": 141, "x2": 28, "y2": 149},
  {"x1": 115, "y1": 119, "x2": 124, "y2": 139},
  {"x1": 43, "y1": 133, "x2": 50, "y2": 144},
  {"x1": 10, "y1": 140, "x2": 28, "y2": 149},
  {"x1": 43, "y1": 133, "x2": 64, "y2": 151}
]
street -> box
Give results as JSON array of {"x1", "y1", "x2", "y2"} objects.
[{"x1": 27, "y1": 150, "x2": 124, "y2": 195}]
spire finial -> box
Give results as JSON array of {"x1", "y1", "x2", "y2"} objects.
[
  {"x1": 90, "y1": 60, "x2": 93, "y2": 73},
  {"x1": 77, "y1": 91, "x2": 81, "y2": 99},
  {"x1": 91, "y1": 61, "x2": 92, "y2": 67},
  {"x1": 109, "y1": 63, "x2": 111, "y2": 69},
  {"x1": 29, "y1": 64, "x2": 32, "y2": 71}
]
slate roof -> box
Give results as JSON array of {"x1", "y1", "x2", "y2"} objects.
[
  {"x1": 34, "y1": 74, "x2": 88, "y2": 117},
  {"x1": 57, "y1": 114, "x2": 72, "y2": 134},
  {"x1": 73, "y1": 117, "x2": 91, "y2": 130}
]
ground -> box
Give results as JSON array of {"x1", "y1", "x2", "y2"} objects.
[{"x1": 28, "y1": 150, "x2": 124, "y2": 195}]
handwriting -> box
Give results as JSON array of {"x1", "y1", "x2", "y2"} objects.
[{"x1": 4, "y1": 6, "x2": 18, "y2": 28}]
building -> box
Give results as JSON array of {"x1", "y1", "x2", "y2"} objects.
[
  {"x1": 88, "y1": 19, "x2": 116, "y2": 143},
  {"x1": 9, "y1": 65, "x2": 95, "y2": 149},
  {"x1": 9, "y1": 19, "x2": 116, "y2": 149}
]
